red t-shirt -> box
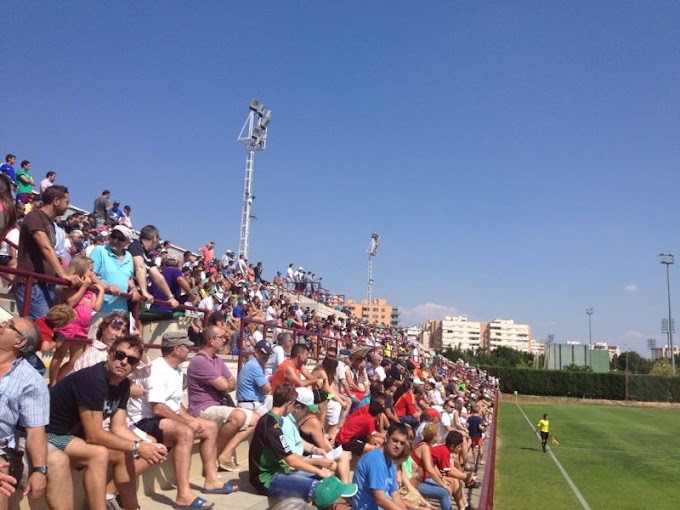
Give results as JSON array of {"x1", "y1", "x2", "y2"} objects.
[
  {"x1": 270, "y1": 359, "x2": 301, "y2": 393},
  {"x1": 394, "y1": 392, "x2": 417, "y2": 417},
  {"x1": 335, "y1": 413, "x2": 376, "y2": 444},
  {"x1": 430, "y1": 444, "x2": 452, "y2": 471},
  {"x1": 347, "y1": 405, "x2": 370, "y2": 420}
]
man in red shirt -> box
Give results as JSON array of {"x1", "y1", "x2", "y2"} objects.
[
  {"x1": 430, "y1": 431, "x2": 477, "y2": 510},
  {"x1": 334, "y1": 400, "x2": 385, "y2": 456}
]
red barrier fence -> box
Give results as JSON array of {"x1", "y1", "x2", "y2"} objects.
[{"x1": 477, "y1": 389, "x2": 499, "y2": 509}]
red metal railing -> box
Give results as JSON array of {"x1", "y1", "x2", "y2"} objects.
[{"x1": 477, "y1": 388, "x2": 499, "y2": 509}]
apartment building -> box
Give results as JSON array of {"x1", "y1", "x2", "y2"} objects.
[
  {"x1": 482, "y1": 319, "x2": 532, "y2": 353},
  {"x1": 344, "y1": 298, "x2": 392, "y2": 325},
  {"x1": 441, "y1": 316, "x2": 482, "y2": 351}
]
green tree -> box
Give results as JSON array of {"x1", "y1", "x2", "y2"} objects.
[
  {"x1": 614, "y1": 351, "x2": 652, "y2": 374},
  {"x1": 649, "y1": 358, "x2": 673, "y2": 377}
]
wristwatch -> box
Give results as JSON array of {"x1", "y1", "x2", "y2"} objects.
[
  {"x1": 31, "y1": 466, "x2": 48, "y2": 475},
  {"x1": 133, "y1": 440, "x2": 141, "y2": 458}
]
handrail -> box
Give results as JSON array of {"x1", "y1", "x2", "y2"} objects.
[{"x1": 477, "y1": 388, "x2": 499, "y2": 509}]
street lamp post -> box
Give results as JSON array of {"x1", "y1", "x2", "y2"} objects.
[
  {"x1": 659, "y1": 254, "x2": 675, "y2": 375},
  {"x1": 586, "y1": 307, "x2": 594, "y2": 368}
]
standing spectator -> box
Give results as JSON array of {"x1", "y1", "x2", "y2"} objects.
[
  {"x1": 0, "y1": 154, "x2": 16, "y2": 190},
  {"x1": 467, "y1": 404, "x2": 485, "y2": 465},
  {"x1": 15, "y1": 160, "x2": 35, "y2": 205},
  {"x1": 0, "y1": 317, "x2": 74, "y2": 510},
  {"x1": 47, "y1": 335, "x2": 167, "y2": 510},
  {"x1": 90, "y1": 225, "x2": 140, "y2": 316},
  {"x1": 188, "y1": 326, "x2": 258, "y2": 473},
  {"x1": 14, "y1": 185, "x2": 80, "y2": 319},
  {"x1": 237, "y1": 254, "x2": 248, "y2": 276},
  {"x1": 237, "y1": 339, "x2": 273, "y2": 417},
  {"x1": 39, "y1": 171, "x2": 57, "y2": 197},
  {"x1": 128, "y1": 332, "x2": 233, "y2": 508},
  {"x1": 198, "y1": 241, "x2": 215, "y2": 263},
  {"x1": 128, "y1": 225, "x2": 179, "y2": 308},
  {"x1": 92, "y1": 190, "x2": 111, "y2": 227},
  {"x1": 351, "y1": 423, "x2": 409, "y2": 510},
  {"x1": 253, "y1": 261, "x2": 264, "y2": 283},
  {"x1": 108, "y1": 200, "x2": 124, "y2": 224}
]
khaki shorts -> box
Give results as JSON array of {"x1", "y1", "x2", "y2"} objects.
[{"x1": 199, "y1": 406, "x2": 253, "y2": 431}]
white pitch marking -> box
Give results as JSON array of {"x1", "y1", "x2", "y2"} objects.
[{"x1": 517, "y1": 404, "x2": 592, "y2": 510}]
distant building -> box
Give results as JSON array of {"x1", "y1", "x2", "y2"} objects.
[
  {"x1": 650, "y1": 344, "x2": 680, "y2": 361},
  {"x1": 593, "y1": 342, "x2": 621, "y2": 361},
  {"x1": 482, "y1": 319, "x2": 532, "y2": 353},
  {"x1": 344, "y1": 298, "x2": 392, "y2": 326},
  {"x1": 391, "y1": 306, "x2": 400, "y2": 327},
  {"x1": 441, "y1": 316, "x2": 482, "y2": 351},
  {"x1": 421, "y1": 320, "x2": 442, "y2": 350},
  {"x1": 405, "y1": 326, "x2": 421, "y2": 343}
]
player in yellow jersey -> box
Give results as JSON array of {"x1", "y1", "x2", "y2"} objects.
[{"x1": 536, "y1": 413, "x2": 550, "y2": 452}]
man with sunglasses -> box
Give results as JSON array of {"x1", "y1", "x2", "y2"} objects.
[
  {"x1": 47, "y1": 335, "x2": 167, "y2": 510},
  {"x1": 0, "y1": 319, "x2": 73, "y2": 510}
]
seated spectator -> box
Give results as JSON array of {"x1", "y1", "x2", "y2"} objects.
[
  {"x1": 264, "y1": 331, "x2": 292, "y2": 378},
  {"x1": 236, "y1": 339, "x2": 273, "y2": 417},
  {"x1": 411, "y1": 423, "x2": 453, "y2": 510},
  {"x1": 108, "y1": 200, "x2": 124, "y2": 225},
  {"x1": 74, "y1": 311, "x2": 130, "y2": 372},
  {"x1": 0, "y1": 318, "x2": 73, "y2": 510},
  {"x1": 248, "y1": 383, "x2": 357, "y2": 506},
  {"x1": 393, "y1": 380, "x2": 420, "y2": 430},
  {"x1": 281, "y1": 387, "x2": 352, "y2": 484},
  {"x1": 312, "y1": 353, "x2": 351, "y2": 440},
  {"x1": 149, "y1": 255, "x2": 191, "y2": 312},
  {"x1": 47, "y1": 335, "x2": 167, "y2": 510},
  {"x1": 129, "y1": 331, "x2": 236, "y2": 509},
  {"x1": 335, "y1": 400, "x2": 386, "y2": 456},
  {"x1": 270, "y1": 344, "x2": 323, "y2": 393},
  {"x1": 351, "y1": 423, "x2": 409, "y2": 510},
  {"x1": 187, "y1": 326, "x2": 258, "y2": 473},
  {"x1": 436, "y1": 431, "x2": 477, "y2": 510}
]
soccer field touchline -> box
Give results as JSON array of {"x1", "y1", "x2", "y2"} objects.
[{"x1": 516, "y1": 404, "x2": 592, "y2": 510}]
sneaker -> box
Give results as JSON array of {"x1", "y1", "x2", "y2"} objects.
[{"x1": 105, "y1": 497, "x2": 123, "y2": 510}]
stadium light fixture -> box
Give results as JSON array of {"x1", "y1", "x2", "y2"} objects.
[{"x1": 659, "y1": 253, "x2": 675, "y2": 375}]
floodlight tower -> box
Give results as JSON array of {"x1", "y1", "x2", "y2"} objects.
[
  {"x1": 237, "y1": 99, "x2": 271, "y2": 259},
  {"x1": 367, "y1": 233, "x2": 380, "y2": 306},
  {"x1": 586, "y1": 307, "x2": 594, "y2": 368},
  {"x1": 659, "y1": 253, "x2": 675, "y2": 375}
]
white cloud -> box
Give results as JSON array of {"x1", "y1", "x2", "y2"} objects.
[
  {"x1": 621, "y1": 329, "x2": 645, "y2": 340},
  {"x1": 400, "y1": 302, "x2": 460, "y2": 326},
  {"x1": 624, "y1": 284, "x2": 639, "y2": 293}
]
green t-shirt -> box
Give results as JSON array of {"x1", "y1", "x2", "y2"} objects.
[
  {"x1": 16, "y1": 169, "x2": 33, "y2": 194},
  {"x1": 248, "y1": 411, "x2": 293, "y2": 493}
]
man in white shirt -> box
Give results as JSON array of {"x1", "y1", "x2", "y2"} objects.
[
  {"x1": 128, "y1": 332, "x2": 237, "y2": 508},
  {"x1": 265, "y1": 332, "x2": 291, "y2": 378}
]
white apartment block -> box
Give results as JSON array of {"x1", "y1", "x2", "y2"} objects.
[
  {"x1": 484, "y1": 319, "x2": 532, "y2": 353},
  {"x1": 441, "y1": 316, "x2": 482, "y2": 351}
]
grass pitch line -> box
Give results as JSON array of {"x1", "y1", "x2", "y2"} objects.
[{"x1": 516, "y1": 404, "x2": 592, "y2": 510}]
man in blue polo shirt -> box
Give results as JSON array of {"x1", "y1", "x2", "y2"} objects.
[
  {"x1": 90, "y1": 225, "x2": 140, "y2": 313},
  {"x1": 237, "y1": 340, "x2": 272, "y2": 417},
  {"x1": 0, "y1": 154, "x2": 16, "y2": 189},
  {"x1": 352, "y1": 422, "x2": 408, "y2": 510}
]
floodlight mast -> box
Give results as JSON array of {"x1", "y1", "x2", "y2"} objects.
[
  {"x1": 237, "y1": 99, "x2": 270, "y2": 259},
  {"x1": 367, "y1": 233, "x2": 380, "y2": 305}
]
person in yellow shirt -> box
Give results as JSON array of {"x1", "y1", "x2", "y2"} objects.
[{"x1": 536, "y1": 414, "x2": 550, "y2": 452}]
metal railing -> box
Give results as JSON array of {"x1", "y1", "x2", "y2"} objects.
[{"x1": 477, "y1": 389, "x2": 499, "y2": 509}]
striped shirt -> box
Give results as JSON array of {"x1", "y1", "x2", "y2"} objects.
[{"x1": 0, "y1": 357, "x2": 50, "y2": 447}]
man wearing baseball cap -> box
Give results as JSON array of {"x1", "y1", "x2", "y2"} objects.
[
  {"x1": 128, "y1": 331, "x2": 233, "y2": 508},
  {"x1": 187, "y1": 326, "x2": 258, "y2": 473},
  {"x1": 236, "y1": 339, "x2": 273, "y2": 417}
]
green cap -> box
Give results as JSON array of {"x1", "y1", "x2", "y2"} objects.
[{"x1": 312, "y1": 476, "x2": 358, "y2": 509}]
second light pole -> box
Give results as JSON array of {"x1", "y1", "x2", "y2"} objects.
[
  {"x1": 659, "y1": 253, "x2": 675, "y2": 375},
  {"x1": 586, "y1": 307, "x2": 594, "y2": 368}
]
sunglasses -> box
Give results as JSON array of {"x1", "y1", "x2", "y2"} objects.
[
  {"x1": 110, "y1": 319, "x2": 127, "y2": 331},
  {"x1": 4, "y1": 321, "x2": 25, "y2": 339},
  {"x1": 112, "y1": 350, "x2": 141, "y2": 366},
  {"x1": 110, "y1": 234, "x2": 127, "y2": 241}
]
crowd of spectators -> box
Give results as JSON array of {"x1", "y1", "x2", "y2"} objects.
[{"x1": 0, "y1": 154, "x2": 498, "y2": 510}]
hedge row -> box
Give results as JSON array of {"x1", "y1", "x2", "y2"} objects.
[{"x1": 482, "y1": 367, "x2": 680, "y2": 402}]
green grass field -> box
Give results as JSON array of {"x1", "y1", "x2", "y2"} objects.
[{"x1": 494, "y1": 399, "x2": 680, "y2": 509}]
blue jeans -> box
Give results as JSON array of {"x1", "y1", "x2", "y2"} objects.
[
  {"x1": 418, "y1": 479, "x2": 451, "y2": 510},
  {"x1": 15, "y1": 283, "x2": 53, "y2": 376},
  {"x1": 400, "y1": 415, "x2": 419, "y2": 429},
  {"x1": 268, "y1": 472, "x2": 319, "y2": 501},
  {"x1": 15, "y1": 282, "x2": 54, "y2": 319}
]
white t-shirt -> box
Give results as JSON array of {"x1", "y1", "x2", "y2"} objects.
[
  {"x1": 198, "y1": 296, "x2": 216, "y2": 313},
  {"x1": 374, "y1": 366, "x2": 386, "y2": 382},
  {"x1": 265, "y1": 344, "x2": 286, "y2": 377},
  {"x1": 128, "y1": 357, "x2": 183, "y2": 422},
  {"x1": 0, "y1": 227, "x2": 19, "y2": 257},
  {"x1": 266, "y1": 306, "x2": 278, "y2": 322}
]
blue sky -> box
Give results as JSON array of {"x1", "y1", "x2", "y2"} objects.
[{"x1": 2, "y1": 1, "x2": 679, "y2": 355}]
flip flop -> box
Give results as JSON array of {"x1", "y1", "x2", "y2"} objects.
[
  {"x1": 202, "y1": 482, "x2": 240, "y2": 495},
  {"x1": 175, "y1": 497, "x2": 215, "y2": 509}
]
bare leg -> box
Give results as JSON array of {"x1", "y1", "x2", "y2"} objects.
[
  {"x1": 194, "y1": 419, "x2": 223, "y2": 490},
  {"x1": 109, "y1": 450, "x2": 139, "y2": 510},
  {"x1": 160, "y1": 419, "x2": 207, "y2": 507},
  {"x1": 48, "y1": 342, "x2": 67, "y2": 386},
  {"x1": 64, "y1": 438, "x2": 109, "y2": 510},
  {"x1": 216, "y1": 412, "x2": 245, "y2": 463},
  {"x1": 46, "y1": 447, "x2": 75, "y2": 510},
  {"x1": 57, "y1": 344, "x2": 85, "y2": 382},
  {"x1": 336, "y1": 451, "x2": 351, "y2": 484}
]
